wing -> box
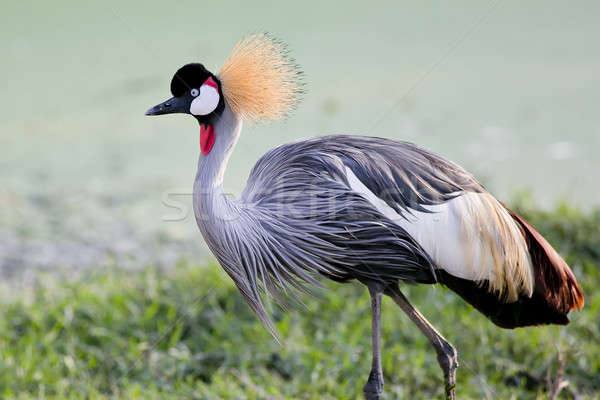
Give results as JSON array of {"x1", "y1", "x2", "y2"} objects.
[
  {"x1": 243, "y1": 136, "x2": 530, "y2": 296},
  {"x1": 242, "y1": 135, "x2": 486, "y2": 285},
  {"x1": 239, "y1": 135, "x2": 581, "y2": 329}
]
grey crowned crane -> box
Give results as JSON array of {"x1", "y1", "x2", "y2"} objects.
[{"x1": 145, "y1": 34, "x2": 584, "y2": 400}]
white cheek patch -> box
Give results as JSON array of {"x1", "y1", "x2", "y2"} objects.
[{"x1": 190, "y1": 84, "x2": 220, "y2": 116}]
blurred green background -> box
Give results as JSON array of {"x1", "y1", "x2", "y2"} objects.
[{"x1": 0, "y1": 1, "x2": 599, "y2": 399}]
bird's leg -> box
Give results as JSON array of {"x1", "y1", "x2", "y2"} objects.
[
  {"x1": 363, "y1": 281, "x2": 385, "y2": 400},
  {"x1": 385, "y1": 284, "x2": 458, "y2": 400}
]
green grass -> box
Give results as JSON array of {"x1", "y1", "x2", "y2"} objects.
[{"x1": 1, "y1": 201, "x2": 599, "y2": 399}]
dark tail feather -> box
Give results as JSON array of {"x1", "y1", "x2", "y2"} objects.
[
  {"x1": 507, "y1": 209, "x2": 584, "y2": 314},
  {"x1": 439, "y1": 208, "x2": 584, "y2": 329}
]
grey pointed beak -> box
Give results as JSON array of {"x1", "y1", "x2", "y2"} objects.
[{"x1": 145, "y1": 96, "x2": 189, "y2": 116}]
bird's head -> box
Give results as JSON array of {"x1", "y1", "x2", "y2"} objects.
[
  {"x1": 145, "y1": 33, "x2": 303, "y2": 155},
  {"x1": 146, "y1": 63, "x2": 225, "y2": 154}
]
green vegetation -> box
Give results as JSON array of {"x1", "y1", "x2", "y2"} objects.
[{"x1": 0, "y1": 202, "x2": 598, "y2": 400}]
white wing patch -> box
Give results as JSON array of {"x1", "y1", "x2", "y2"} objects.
[
  {"x1": 190, "y1": 84, "x2": 220, "y2": 116},
  {"x1": 344, "y1": 167, "x2": 534, "y2": 301}
]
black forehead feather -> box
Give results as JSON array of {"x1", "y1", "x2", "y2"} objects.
[{"x1": 170, "y1": 63, "x2": 213, "y2": 97}]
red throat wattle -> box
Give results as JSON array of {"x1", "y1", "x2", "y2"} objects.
[{"x1": 200, "y1": 124, "x2": 215, "y2": 155}]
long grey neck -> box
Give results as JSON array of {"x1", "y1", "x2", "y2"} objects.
[
  {"x1": 193, "y1": 104, "x2": 243, "y2": 230},
  {"x1": 191, "y1": 104, "x2": 280, "y2": 335}
]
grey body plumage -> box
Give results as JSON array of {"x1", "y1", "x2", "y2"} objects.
[{"x1": 193, "y1": 104, "x2": 479, "y2": 334}]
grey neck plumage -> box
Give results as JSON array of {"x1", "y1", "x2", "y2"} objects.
[
  {"x1": 193, "y1": 103, "x2": 242, "y2": 228},
  {"x1": 193, "y1": 105, "x2": 282, "y2": 334}
]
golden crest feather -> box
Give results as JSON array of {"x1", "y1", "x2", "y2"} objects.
[{"x1": 218, "y1": 33, "x2": 303, "y2": 122}]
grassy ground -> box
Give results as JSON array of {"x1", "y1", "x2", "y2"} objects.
[{"x1": 0, "y1": 201, "x2": 598, "y2": 400}]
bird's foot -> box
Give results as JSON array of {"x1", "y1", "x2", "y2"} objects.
[
  {"x1": 363, "y1": 370, "x2": 384, "y2": 400},
  {"x1": 444, "y1": 382, "x2": 456, "y2": 400},
  {"x1": 437, "y1": 343, "x2": 458, "y2": 400},
  {"x1": 363, "y1": 386, "x2": 383, "y2": 400}
]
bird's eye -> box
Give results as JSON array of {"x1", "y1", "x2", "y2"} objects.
[{"x1": 190, "y1": 88, "x2": 199, "y2": 97}]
